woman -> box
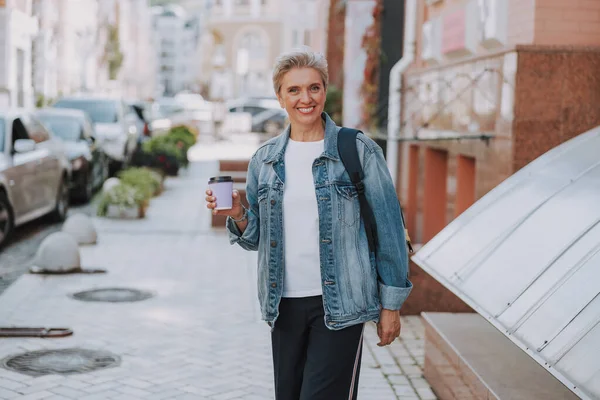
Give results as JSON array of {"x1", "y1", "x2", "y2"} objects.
[{"x1": 205, "y1": 49, "x2": 412, "y2": 400}]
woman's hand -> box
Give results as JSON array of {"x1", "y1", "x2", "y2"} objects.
[
  {"x1": 205, "y1": 189, "x2": 244, "y2": 219},
  {"x1": 377, "y1": 309, "x2": 401, "y2": 346}
]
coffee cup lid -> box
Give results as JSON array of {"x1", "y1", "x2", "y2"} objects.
[{"x1": 209, "y1": 176, "x2": 233, "y2": 183}]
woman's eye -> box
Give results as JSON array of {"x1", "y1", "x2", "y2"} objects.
[
  {"x1": 311, "y1": 86, "x2": 320, "y2": 92},
  {"x1": 289, "y1": 88, "x2": 298, "y2": 93}
]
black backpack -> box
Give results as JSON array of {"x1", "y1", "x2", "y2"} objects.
[{"x1": 337, "y1": 128, "x2": 413, "y2": 254}]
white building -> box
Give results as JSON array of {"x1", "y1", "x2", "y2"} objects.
[
  {"x1": 152, "y1": 5, "x2": 202, "y2": 96},
  {"x1": 32, "y1": 0, "x2": 59, "y2": 105},
  {"x1": 115, "y1": 0, "x2": 157, "y2": 99},
  {"x1": 0, "y1": 0, "x2": 38, "y2": 108},
  {"x1": 281, "y1": 0, "x2": 326, "y2": 54},
  {"x1": 201, "y1": 0, "x2": 284, "y2": 100}
]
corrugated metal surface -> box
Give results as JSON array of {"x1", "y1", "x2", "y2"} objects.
[{"x1": 412, "y1": 126, "x2": 600, "y2": 400}]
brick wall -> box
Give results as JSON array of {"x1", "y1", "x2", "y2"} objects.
[
  {"x1": 326, "y1": 0, "x2": 346, "y2": 90},
  {"x1": 534, "y1": 0, "x2": 600, "y2": 46},
  {"x1": 512, "y1": 46, "x2": 600, "y2": 171},
  {"x1": 402, "y1": 262, "x2": 472, "y2": 315}
]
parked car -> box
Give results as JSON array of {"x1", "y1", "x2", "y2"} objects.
[
  {"x1": 226, "y1": 97, "x2": 281, "y2": 116},
  {"x1": 0, "y1": 109, "x2": 71, "y2": 249},
  {"x1": 36, "y1": 108, "x2": 109, "y2": 202},
  {"x1": 251, "y1": 108, "x2": 288, "y2": 135},
  {"x1": 52, "y1": 96, "x2": 139, "y2": 174},
  {"x1": 157, "y1": 95, "x2": 213, "y2": 136},
  {"x1": 226, "y1": 97, "x2": 287, "y2": 134},
  {"x1": 127, "y1": 100, "x2": 171, "y2": 138}
]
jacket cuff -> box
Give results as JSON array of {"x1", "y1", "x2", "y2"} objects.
[
  {"x1": 226, "y1": 216, "x2": 242, "y2": 242},
  {"x1": 379, "y1": 279, "x2": 413, "y2": 310}
]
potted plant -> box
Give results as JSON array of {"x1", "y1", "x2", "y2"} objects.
[
  {"x1": 118, "y1": 167, "x2": 164, "y2": 198},
  {"x1": 97, "y1": 183, "x2": 148, "y2": 219},
  {"x1": 139, "y1": 137, "x2": 182, "y2": 176}
]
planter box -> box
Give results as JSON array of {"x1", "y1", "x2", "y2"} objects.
[{"x1": 105, "y1": 204, "x2": 146, "y2": 219}]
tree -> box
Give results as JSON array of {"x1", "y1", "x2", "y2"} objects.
[{"x1": 104, "y1": 24, "x2": 124, "y2": 80}]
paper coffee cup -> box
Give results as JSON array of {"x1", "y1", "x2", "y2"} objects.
[{"x1": 208, "y1": 176, "x2": 234, "y2": 210}]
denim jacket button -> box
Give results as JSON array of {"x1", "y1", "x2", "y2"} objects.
[
  {"x1": 271, "y1": 282, "x2": 277, "y2": 288},
  {"x1": 271, "y1": 241, "x2": 277, "y2": 247},
  {"x1": 271, "y1": 199, "x2": 276, "y2": 205}
]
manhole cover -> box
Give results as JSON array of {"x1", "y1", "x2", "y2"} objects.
[
  {"x1": 71, "y1": 288, "x2": 154, "y2": 302},
  {"x1": 2, "y1": 348, "x2": 120, "y2": 376}
]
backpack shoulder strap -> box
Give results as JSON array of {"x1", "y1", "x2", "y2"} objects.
[
  {"x1": 337, "y1": 128, "x2": 363, "y2": 184},
  {"x1": 337, "y1": 127, "x2": 378, "y2": 253},
  {"x1": 337, "y1": 128, "x2": 414, "y2": 254}
]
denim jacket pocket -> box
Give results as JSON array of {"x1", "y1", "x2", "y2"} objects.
[{"x1": 335, "y1": 183, "x2": 360, "y2": 227}]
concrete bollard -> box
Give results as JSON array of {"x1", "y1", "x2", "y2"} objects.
[
  {"x1": 32, "y1": 232, "x2": 81, "y2": 273},
  {"x1": 62, "y1": 214, "x2": 97, "y2": 245},
  {"x1": 102, "y1": 177, "x2": 120, "y2": 193}
]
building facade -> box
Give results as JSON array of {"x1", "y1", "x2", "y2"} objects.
[
  {"x1": 152, "y1": 4, "x2": 201, "y2": 96},
  {"x1": 32, "y1": 0, "x2": 59, "y2": 105},
  {"x1": 396, "y1": 0, "x2": 600, "y2": 247},
  {"x1": 201, "y1": 0, "x2": 284, "y2": 100},
  {"x1": 0, "y1": 0, "x2": 38, "y2": 108},
  {"x1": 117, "y1": 0, "x2": 157, "y2": 99}
]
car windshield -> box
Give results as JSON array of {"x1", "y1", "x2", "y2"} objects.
[
  {"x1": 53, "y1": 99, "x2": 119, "y2": 124},
  {"x1": 0, "y1": 118, "x2": 4, "y2": 152},
  {"x1": 37, "y1": 115, "x2": 82, "y2": 142}
]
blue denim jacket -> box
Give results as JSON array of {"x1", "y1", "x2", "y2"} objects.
[{"x1": 227, "y1": 113, "x2": 413, "y2": 330}]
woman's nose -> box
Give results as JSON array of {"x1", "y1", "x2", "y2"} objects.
[{"x1": 300, "y1": 90, "x2": 311, "y2": 103}]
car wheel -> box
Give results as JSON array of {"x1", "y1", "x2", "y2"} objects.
[
  {"x1": 0, "y1": 191, "x2": 14, "y2": 249},
  {"x1": 102, "y1": 159, "x2": 110, "y2": 183},
  {"x1": 50, "y1": 177, "x2": 69, "y2": 222},
  {"x1": 264, "y1": 121, "x2": 281, "y2": 136},
  {"x1": 81, "y1": 173, "x2": 93, "y2": 203}
]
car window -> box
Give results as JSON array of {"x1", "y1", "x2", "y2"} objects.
[
  {"x1": 53, "y1": 99, "x2": 120, "y2": 124},
  {"x1": 11, "y1": 117, "x2": 30, "y2": 152},
  {"x1": 24, "y1": 115, "x2": 51, "y2": 143},
  {"x1": 243, "y1": 106, "x2": 267, "y2": 116},
  {"x1": 37, "y1": 115, "x2": 83, "y2": 142},
  {"x1": 83, "y1": 117, "x2": 95, "y2": 139}
]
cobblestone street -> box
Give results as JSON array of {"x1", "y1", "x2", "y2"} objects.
[
  {"x1": 0, "y1": 203, "x2": 94, "y2": 296},
  {"x1": 0, "y1": 154, "x2": 436, "y2": 399}
]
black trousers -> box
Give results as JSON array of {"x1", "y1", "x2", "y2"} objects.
[{"x1": 271, "y1": 296, "x2": 364, "y2": 400}]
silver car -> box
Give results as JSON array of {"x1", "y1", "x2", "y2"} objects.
[
  {"x1": 52, "y1": 96, "x2": 139, "y2": 174},
  {"x1": 0, "y1": 109, "x2": 71, "y2": 249}
]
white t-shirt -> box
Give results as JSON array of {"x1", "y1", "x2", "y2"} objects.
[{"x1": 282, "y1": 138, "x2": 324, "y2": 298}]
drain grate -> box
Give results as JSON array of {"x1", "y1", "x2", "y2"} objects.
[
  {"x1": 71, "y1": 288, "x2": 154, "y2": 303},
  {"x1": 2, "y1": 348, "x2": 120, "y2": 376}
]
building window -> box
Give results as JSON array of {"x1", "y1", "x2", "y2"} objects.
[
  {"x1": 240, "y1": 32, "x2": 265, "y2": 59},
  {"x1": 304, "y1": 30, "x2": 311, "y2": 46},
  {"x1": 235, "y1": 0, "x2": 249, "y2": 5},
  {"x1": 292, "y1": 30, "x2": 299, "y2": 47}
]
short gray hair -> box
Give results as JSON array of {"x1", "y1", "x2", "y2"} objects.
[{"x1": 272, "y1": 48, "x2": 329, "y2": 94}]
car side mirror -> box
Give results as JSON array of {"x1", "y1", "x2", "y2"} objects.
[{"x1": 14, "y1": 139, "x2": 36, "y2": 154}]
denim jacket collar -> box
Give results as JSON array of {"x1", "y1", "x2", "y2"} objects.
[{"x1": 263, "y1": 112, "x2": 341, "y2": 164}]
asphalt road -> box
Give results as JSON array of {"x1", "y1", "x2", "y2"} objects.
[{"x1": 0, "y1": 199, "x2": 94, "y2": 296}]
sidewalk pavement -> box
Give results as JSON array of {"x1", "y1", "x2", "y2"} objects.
[{"x1": 0, "y1": 160, "x2": 437, "y2": 400}]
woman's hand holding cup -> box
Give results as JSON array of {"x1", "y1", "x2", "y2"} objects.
[
  {"x1": 206, "y1": 176, "x2": 244, "y2": 219},
  {"x1": 205, "y1": 188, "x2": 244, "y2": 219}
]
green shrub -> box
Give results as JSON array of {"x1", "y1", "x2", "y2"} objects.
[
  {"x1": 168, "y1": 125, "x2": 196, "y2": 149},
  {"x1": 97, "y1": 183, "x2": 147, "y2": 217},
  {"x1": 142, "y1": 135, "x2": 181, "y2": 159},
  {"x1": 118, "y1": 167, "x2": 163, "y2": 199}
]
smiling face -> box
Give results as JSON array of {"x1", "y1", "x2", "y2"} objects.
[{"x1": 277, "y1": 67, "x2": 326, "y2": 129}]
